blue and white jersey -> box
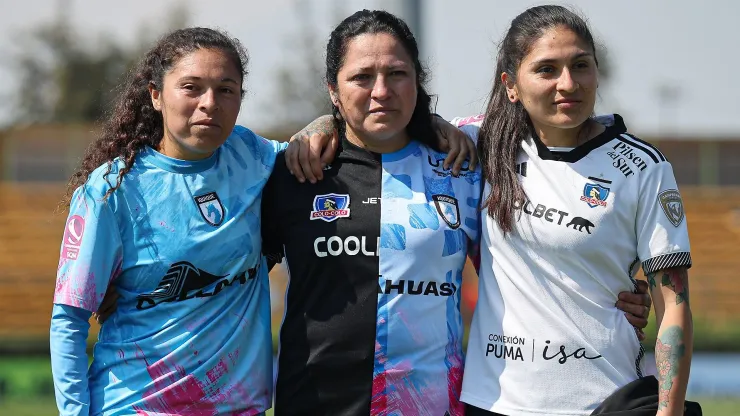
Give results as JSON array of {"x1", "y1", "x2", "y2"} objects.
[
  {"x1": 53, "y1": 126, "x2": 284, "y2": 415},
  {"x1": 262, "y1": 137, "x2": 481, "y2": 415}
]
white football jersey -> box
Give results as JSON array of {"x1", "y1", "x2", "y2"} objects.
[{"x1": 453, "y1": 114, "x2": 691, "y2": 415}]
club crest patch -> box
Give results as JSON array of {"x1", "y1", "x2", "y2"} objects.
[
  {"x1": 658, "y1": 189, "x2": 684, "y2": 227},
  {"x1": 580, "y1": 183, "x2": 610, "y2": 208},
  {"x1": 433, "y1": 194, "x2": 460, "y2": 229},
  {"x1": 194, "y1": 192, "x2": 225, "y2": 226},
  {"x1": 310, "y1": 193, "x2": 350, "y2": 222}
]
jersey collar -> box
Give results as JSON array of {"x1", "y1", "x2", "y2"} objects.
[
  {"x1": 337, "y1": 133, "x2": 421, "y2": 164},
  {"x1": 140, "y1": 146, "x2": 219, "y2": 173},
  {"x1": 529, "y1": 114, "x2": 627, "y2": 163}
]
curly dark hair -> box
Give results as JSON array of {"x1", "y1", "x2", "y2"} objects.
[
  {"x1": 325, "y1": 9, "x2": 439, "y2": 151},
  {"x1": 63, "y1": 27, "x2": 248, "y2": 205}
]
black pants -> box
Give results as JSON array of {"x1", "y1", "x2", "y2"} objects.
[{"x1": 465, "y1": 404, "x2": 507, "y2": 416}]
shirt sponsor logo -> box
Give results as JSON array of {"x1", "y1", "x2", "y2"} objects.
[
  {"x1": 61, "y1": 215, "x2": 85, "y2": 260},
  {"x1": 314, "y1": 236, "x2": 378, "y2": 257},
  {"x1": 378, "y1": 278, "x2": 457, "y2": 296},
  {"x1": 516, "y1": 199, "x2": 596, "y2": 234},
  {"x1": 427, "y1": 155, "x2": 476, "y2": 178},
  {"x1": 484, "y1": 333, "x2": 603, "y2": 364},
  {"x1": 580, "y1": 183, "x2": 609, "y2": 208},
  {"x1": 194, "y1": 192, "x2": 225, "y2": 226},
  {"x1": 433, "y1": 194, "x2": 460, "y2": 229},
  {"x1": 607, "y1": 142, "x2": 648, "y2": 177},
  {"x1": 565, "y1": 217, "x2": 596, "y2": 234},
  {"x1": 310, "y1": 193, "x2": 350, "y2": 222},
  {"x1": 658, "y1": 189, "x2": 685, "y2": 227},
  {"x1": 136, "y1": 261, "x2": 258, "y2": 310}
]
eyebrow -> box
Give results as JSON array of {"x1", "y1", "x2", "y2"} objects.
[
  {"x1": 178, "y1": 76, "x2": 240, "y2": 85},
  {"x1": 348, "y1": 63, "x2": 410, "y2": 73},
  {"x1": 530, "y1": 52, "x2": 593, "y2": 66}
]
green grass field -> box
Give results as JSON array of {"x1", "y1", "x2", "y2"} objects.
[
  {"x1": 0, "y1": 397, "x2": 737, "y2": 416},
  {"x1": 0, "y1": 357, "x2": 737, "y2": 415}
]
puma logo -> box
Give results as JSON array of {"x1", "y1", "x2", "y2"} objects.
[{"x1": 566, "y1": 217, "x2": 595, "y2": 234}]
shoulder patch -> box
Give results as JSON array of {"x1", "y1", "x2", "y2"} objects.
[{"x1": 658, "y1": 189, "x2": 685, "y2": 227}]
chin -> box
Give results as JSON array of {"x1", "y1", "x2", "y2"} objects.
[
  {"x1": 366, "y1": 123, "x2": 407, "y2": 139},
  {"x1": 187, "y1": 137, "x2": 226, "y2": 155},
  {"x1": 550, "y1": 113, "x2": 591, "y2": 129}
]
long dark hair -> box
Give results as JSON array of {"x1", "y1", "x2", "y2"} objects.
[
  {"x1": 63, "y1": 27, "x2": 248, "y2": 204},
  {"x1": 479, "y1": 5, "x2": 598, "y2": 234},
  {"x1": 325, "y1": 9, "x2": 439, "y2": 150}
]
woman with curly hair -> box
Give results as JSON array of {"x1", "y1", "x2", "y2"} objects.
[{"x1": 50, "y1": 27, "x2": 284, "y2": 415}]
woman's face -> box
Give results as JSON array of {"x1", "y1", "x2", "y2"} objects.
[
  {"x1": 150, "y1": 48, "x2": 242, "y2": 160},
  {"x1": 506, "y1": 26, "x2": 598, "y2": 133},
  {"x1": 330, "y1": 32, "x2": 417, "y2": 152}
]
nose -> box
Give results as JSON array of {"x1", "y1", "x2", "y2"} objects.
[
  {"x1": 199, "y1": 88, "x2": 219, "y2": 113},
  {"x1": 556, "y1": 68, "x2": 578, "y2": 93},
  {"x1": 371, "y1": 75, "x2": 391, "y2": 100}
]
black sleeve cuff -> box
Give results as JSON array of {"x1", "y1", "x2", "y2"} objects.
[{"x1": 642, "y1": 252, "x2": 692, "y2": 275}]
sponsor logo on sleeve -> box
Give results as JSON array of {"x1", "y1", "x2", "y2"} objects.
[
  {"x1": 433, "y1": 194, "x2": 460, "y2": 229},
  {"x1": 580, "y1": 183, "x2": 610, "y2": 208},
  {"x1": 61, "y1": 215, "x2": 85, "y2": 260},
  {"x1": 194, "y1": 192, "x2": 225, "y2": 226},
  {"x1": 658, "y1": 189, "x2": 685, "y2": 227},
  {"x1": 310, "y1": 193, "x2": 350, "y2": 222}
]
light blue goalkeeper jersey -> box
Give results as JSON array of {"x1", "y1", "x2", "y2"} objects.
[{"x1": 52, "y1": 126, "x2": 285, "y2": 415}]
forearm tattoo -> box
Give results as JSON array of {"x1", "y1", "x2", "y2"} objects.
[
  {"x1": 655, "y1": 325, "x2": 686, "y2": 410},
  {"x1": 300, "y1": 115, "x2": 335, "y2": 139},
  {"x1": 647, "y1": 268, "x2": 689, "y2": 305}
]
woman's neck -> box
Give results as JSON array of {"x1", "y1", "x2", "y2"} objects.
[
  {"x1": 533, "y1": 119, "x2": 605, "y2": 148},
  {"x1": 157, "y1": 135, "x2": 213, "y2": 161},
  {"x1": 344, "y1": 125, "x2": 411, "y2": 154}
]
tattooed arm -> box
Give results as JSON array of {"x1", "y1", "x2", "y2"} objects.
[
  {"x1": 285, "y1": 115, "x2": 338, "y2": 184},
  {"x1": 647, "y1": 266, "x2": 693, "y2": 416}
]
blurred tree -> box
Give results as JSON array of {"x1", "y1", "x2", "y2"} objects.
[
  {"x1": 10, "y1": 0, "x2": 189, "y2": 124},
  {"x1": 263, "y1": 0, "x2": 345, "y2": 135}
]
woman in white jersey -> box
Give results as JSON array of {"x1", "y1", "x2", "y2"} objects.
[{"x1": 458, "y1": 5, "x2": 694, "y2": 416}]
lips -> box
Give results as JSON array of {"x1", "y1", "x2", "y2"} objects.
[
  {"x1": 193, "y1": 120, "x2": 220, "y2": 127},
  {"x1": 554, "y1": 99, "x2": 581, "y2": 105}
]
